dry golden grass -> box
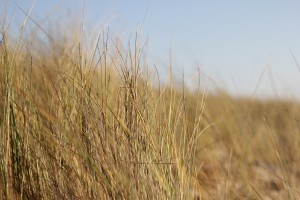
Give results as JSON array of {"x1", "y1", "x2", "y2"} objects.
[{"x1": 1, "y1": 15, "x2": 300, "y2": 200}]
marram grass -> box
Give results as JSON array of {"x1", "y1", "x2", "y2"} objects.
[
  {"x1": 1, "y1": 18, "x2": 300, "y2": 200},
  {"x1": 0, "y1": 22, "x2": 205, "y2": 199}
]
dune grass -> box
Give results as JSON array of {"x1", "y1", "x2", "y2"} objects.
[
  {"x1": 0, "y1": 16, "x2": 206, "y2": 199},
  {"x1": 1, "y1": 12, "x2": 300, "y2": 200}
]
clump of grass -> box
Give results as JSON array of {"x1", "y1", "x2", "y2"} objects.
[{"x1": 0, "y1": 13, "x2": 205, "y2": 199}]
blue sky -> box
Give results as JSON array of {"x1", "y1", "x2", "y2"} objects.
[{"x1": 2, "y1": 0, "x2": 300, "y2": 99}]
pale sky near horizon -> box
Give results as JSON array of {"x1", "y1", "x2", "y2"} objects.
[{"x1": 2, "y1": 0, "x2": 300, "y2": 100}]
